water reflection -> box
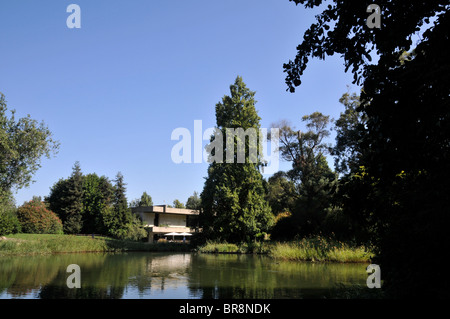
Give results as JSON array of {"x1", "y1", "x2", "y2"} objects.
[
  {"x1": 0, "y1": 252, "x2": 367, "y2": 299},
  {"x1": 187, "y1": 254, "x2": 366, "y2": 299}
]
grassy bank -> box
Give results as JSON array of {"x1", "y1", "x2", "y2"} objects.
[
  {"x1": 268, "y1": 238, "x2": 373, "y2": 263},
  {"x1": 0, "y1": 234, "x2": 190, "y2": 256},
  {"x1": 198, "y1": 236, "x2": 373, "y2": 263},
  {"x1": 197, "y1": 240, "x2": 271, "y2": 254},
  {"x1": 1, "y1": 234, "x2": 373, "y2": 262}
]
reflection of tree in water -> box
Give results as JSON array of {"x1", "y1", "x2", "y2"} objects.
[
  {"x1": 128, "y1": 253, "x2": 192, "y2": 296},
  {"x1": 1, "y1": 252, "x2": 194, "y2": 299},
  {"x1": 186, "y1": 254, "x2": 366, "y2": 299},
  {"x1": 187, "y1": 254, "x2": 280, "y2": 299},
  {"x1": 0, "y1": 253, "x2": 129, "y2": 299},
  {"x1": 0, "y1": 255, "x2": 64, "y2": 298},
  {"x1": 1, "y1": 252, "x2": 366, "y2": 299},
  {"x1": 38, "y1": 253, "x2": 130, "y2": 299},
  {"x1": 39, "y1": 253, "x2": 193, "y2": 299}
]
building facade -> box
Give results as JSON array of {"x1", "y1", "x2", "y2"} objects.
[{"x1": 132, "y1": 205, "x2": 200, "y2": 243}]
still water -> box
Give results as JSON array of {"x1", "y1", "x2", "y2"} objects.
[{"x1": 0, "y1": 252, "x2": 367, "y2": 299}]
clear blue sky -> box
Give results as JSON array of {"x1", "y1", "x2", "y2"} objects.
[{"x1": 0, "y1": 0, "x2": 358, "y2": 206}]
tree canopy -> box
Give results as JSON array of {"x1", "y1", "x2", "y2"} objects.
[
  {"x1": 283, "y1": 0, "x2": 448, "y2": 92},
  {"x1": 186, "y1": 191, "x2": 201, "y2": 210},
  {"x1": 0, "y1": 92, "x2": 59, "y2": 197},
  {"x1": 200, "y1": 76, "x2": 274, "y2": 243},
  {"x1": 284, "y1": 0, "x2": 450, "y2": 298},
  {"x1": 332, "y1": 92, "x2": 366, "y2": 175},
  {"x1": 270, "y1": 113, "x2": 339, "y2": 239},
  {"x1": 130, "y1": 191, "x2": 153, "y2": 208},
  {"x1": 46, "y1": 165, "x2": 145, "y2": 240},
  {"x1": 173, "y1": 199, "x2": 185, "y2": 209}
]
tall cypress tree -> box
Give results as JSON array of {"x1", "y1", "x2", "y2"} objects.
[
  {"x1": 111, "y1": 172, "x2": 132, "y2": 230},
  {"x1": 62, "y1": 161, "x2": 84, "y2": 234},
  {"x1": 200, "y1": 76, "x2": 274, "y2": 243}
]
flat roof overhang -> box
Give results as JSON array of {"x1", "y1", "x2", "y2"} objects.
[
  {"x1": 146, "y1": 226, "x2": 198, "y2": 234},
  {"x1": 131, "y1": 205, "x2": 199, "y2": 216}
]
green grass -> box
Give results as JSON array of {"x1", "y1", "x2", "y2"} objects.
[
  {"x1": 268, "y1": 237, "x2": 373, "y2": 262},
  {"x1": 198, "y1": 236, "x2": 373, "y2": 263},
  {"x1": 197, "y1": 241, "x2": 241, "y2": 253},
  {"x1": 1, "y1": 234, "x2": 373, "y2": 262},
  {"x1": 0, "y1": 233, "x2": 190, "y2": 256},
  {"x1": 197, "y1": 240, "x2": 273, "y2": 254}
]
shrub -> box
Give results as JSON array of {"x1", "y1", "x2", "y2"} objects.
[
  {"x1": 268, "y1": 236, "x2": 373, "y2": 262},
  {"x1": 0, "y1": 210, "x2": 22, "y2": 235},
  {"x1": 0, "y1": 194, "x2": 21, "y2": 236},
  {"x1": 107, "y1": 215, "x2": 147, "y2": 241},
  {"x1": 16, "y1": 200, "x2": 63, "y2": 234}
]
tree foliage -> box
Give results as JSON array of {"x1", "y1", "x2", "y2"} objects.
[
  {"x1": 358, "y1": 11, "x2": 450, "y2": 298},
  {"x1": 16, "y1": 197, "x2": 63, "y2": 234},
  {"x1": 200, "y1": 76, "x2": 274, "y2": 243},
  {"x1": 283, "y1": 0, "x2": 448, "y2": 92},
  {"x1": 103, "y1": 172, "x2": 146, "y2": 241},
  {"x1": 173, "y1": 199, "x2": 185, "y2": 209},
  {"x1": 186, "y1": 191, "x2": 201, "y2": 210},
  {"x1": 63, "y1": 162, "x2": 84, "y2": 234},
  {"x1": 112, "y1": 172, "x2": 130, "y2": 225},
  {"x1": 0, "y1": 191, "x2": 21, "y2": 235},
  {"x1": 82, "y1": 173, "x2": 114, "y2": 234},
  {"x1": 45, "y1": 163, "x2": 146, "y2": 239},
  {"x1": 265, "y1": 171, "x2": 296, "y2": 216},
  {"x1": 332, "y1": 92, "x2": 366, "y2": 175},
  {"x1": 130, "y1": 191, "x2": 153, "y2": 208},
  {"x1": 270, "y1": 113, "x2": 338, "y2": 240},
  {"x1": 46, "y1": 162, "x2": 85, "y2": 234},
  {"x1": 139, "y1": 192, "x2": 153, "y2": 207},
  {"x1": 0, "y1": 92, "x2": 59, "y2": 197},
  {"x1": 103, "y1": 172, "x2": 130, "y2": 234},
  {"x1": 285, "y1": 0, "x2": 450, "y2": 298}
]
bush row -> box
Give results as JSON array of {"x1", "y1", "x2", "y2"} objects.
[
  {"x1": 197, "y1": 237, "x2": 373, "y2": 263},
  {"x1": 0, "y1": 200, "x2": 63, "y2": 236}
]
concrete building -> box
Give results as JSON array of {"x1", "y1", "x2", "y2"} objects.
[{"x1": 132, "y1": 205, "x2": 200, "y2": 243}]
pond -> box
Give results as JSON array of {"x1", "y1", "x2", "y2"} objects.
[{"x1": 0, "y1": 252, "x2": 368, "y2": 299}]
